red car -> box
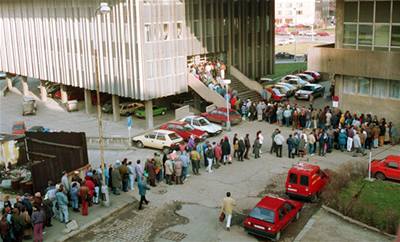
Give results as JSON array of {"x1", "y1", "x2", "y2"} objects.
[
  {"x1": 303, "y1": 71, "x2": 321, "y2": 82},
  {"x1": 371, "y1": 155, "x2": 400, "y2": 181},
  {"x1": 159, "y1": 121, "x2": 208, "y2": 142},
  {"x1": 244, "y1": 195, "x2": 303, "y2": 241},
  {"x1": 12, "y1": 121, "x2": 26, "y2": 135},
  {"x1": 200, "y1": 107, "x2": 242, "y2": 127},
  {"x1": 54, "y1": 86, "x2": 84, "y2": 101},
  {"x1": 266, "y1": 87, "x2": 287, "y2": 102},
  {"x1": 286, "y1": 163, "x2": 329, "y2": 202},
  {"x1": 317, "y1": 31, "x2": 330, "y2": 36}
]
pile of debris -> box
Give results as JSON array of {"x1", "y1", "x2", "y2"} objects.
[{"x1": 0, "y1": 165, "x2": 32, "y2": 193}]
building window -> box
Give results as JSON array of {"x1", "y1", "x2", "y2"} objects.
[
  {"x1": 144, "y1": 24, "x2": 151, "y2": 42},
  {"x1": 343, "y1": 76, "x2": 357, "y2": 94},
  {"x1": 162, "y1": 23, "x2": 169, "y2": 40},
  {"x1": 372, "y1": 79, "x2": 388, "y2": 98},
  {"x1": 393, "y1": 2, "x2": 400, "y2": 23},
  {"x1": 359, "y1": 1, "x2": 373, "y2": 23},
  {"x1": 358, "y1": 77, "x2": 370, "y2": 95},
  {"x1": 391, "y1": 26, "x2": 400, "y2": 47},
  {"x1": 344, "y1": 2, "x2": 358, "y2": 22},
  {"x1": 389, "y1": 80, "x2": 400, "y2": 99},
  {"x1": 375, "y1": 1, "x2": 390, "y2": 23},
  {"x1": 344, "y1": 24, "x2": 357, "y2": 45},
  {"x1": 193, "y1": 20, "x2": 200, "y2": 38},
  {"x1": 374, "y1": 25, "x2": 390, "y2": 46},
  {"x1": 358, "y1": 25, "x2": 373, "y2": 45},
  {"x1": 176, "y1": 22, "x2": 182, "y2": 39}
]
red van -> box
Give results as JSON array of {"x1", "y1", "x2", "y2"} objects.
[{"x1": 285, "y1": 163, "x2": 329, "y2": 202}]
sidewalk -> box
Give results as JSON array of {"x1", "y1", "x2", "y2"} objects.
[{"x1": 43, "y1": 191, "x2": 135, "y2": 242}]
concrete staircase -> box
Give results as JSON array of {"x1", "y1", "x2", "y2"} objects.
[
  {"x1": 187, "y1": 73, "x2": 226, "y2": 107},
  {"x1": 228, "y1": 66, "x2": 263, "y2": 102}
]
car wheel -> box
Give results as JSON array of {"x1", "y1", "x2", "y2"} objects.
[
  {"x1": 135, "y1": 141, "x2": 144, "y2": 148},
  {"x1": 311, "y1": 193, "x2": 319, "y2": 203},
  {"x1": 295, "y1": 211, "x2": 300, "y2": 221},
  {"x1": 375, "y1": 172, "x2": 386, "y2": 180},
  {"x1": 274, "y1": 231, "x2": 281, "y2": 241}
]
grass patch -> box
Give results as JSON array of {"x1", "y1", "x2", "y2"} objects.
[
  {"x1": 265, "y1": 62, "x2": 307, "y2": 80},
  {"x1": 338, "y1": 179, "x2": 400, "y2": 233}
]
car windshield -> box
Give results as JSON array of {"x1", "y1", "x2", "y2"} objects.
[
  {"x1": 249, "y1": 207, "x2": 275, "y2": 224},
  {"x1": 301, "y1": 86, "x2": 314, "y2": 91},
  {"x1": 198, "y1": 118, "x2": 209, "y2": 126},
  {"x1": 183, "y1": 124, "x2": 194, "y2": 131},
  {"x1": 168, "y1": 133, "x2": 181, "y2": 140}
]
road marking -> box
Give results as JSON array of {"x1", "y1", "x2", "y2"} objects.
[{"x1": 293, "y1": 218, "x2": 316, "y2": 242}]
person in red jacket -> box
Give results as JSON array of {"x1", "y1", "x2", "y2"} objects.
[{"x1": 84, "y1": 176, "x2": 95, "y2": 206}]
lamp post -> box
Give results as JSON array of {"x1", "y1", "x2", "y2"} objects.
[
  {"x1": 223, "y1": 79, "x2": 231, "y2": 131},
  {"x1": 94, "y1": 2, "x2": 111, "y2": 206}
]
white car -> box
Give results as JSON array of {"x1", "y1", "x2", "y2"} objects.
[
  {"x1": 296, "y1": 73, "x2": 315, "y2": 83},
  {"x1": 180, "y1": 115, "x2": 222, "y2": 136},
  {"x1": 282, "y1": 78, "x2": 309, "y2": 89},
  {"x1": 132, "y1": 129, "x2": 183, "y2": 153},
  {"x1": 281, "y1": 75, "x2": 302, "y2": 82}
]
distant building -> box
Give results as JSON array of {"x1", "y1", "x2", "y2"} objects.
[
  {"x1": 308, "y1": 0, "x2": 400, "y2": 126},
  {"x1": 275, "y1": 0, "x2": 332, "y2": 28}
]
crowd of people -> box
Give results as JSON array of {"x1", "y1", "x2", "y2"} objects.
[{"x1": 190, "y1": 60, "x2": 243, "y2": 110}]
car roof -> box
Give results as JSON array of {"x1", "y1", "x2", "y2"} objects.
[
  {"x1": 385, "y1": 155, "x2": 400, "y2": 162},
  {"x1": 184, "y1": 115, "x2": 204, "y2": 120},
  {"x1": 151, "y1": 129, "x2": 176, "y2": 135},
  {"x1": 256, "y1": 196, "x2": 286, "y2": 210},
  {"x1": 304, "y1": 83, "x2": 320, "y2": 87},
  {"x1": 166, "y1": 121, "x2": 186, "y2": 126},
  {"x1": 289, "y1": 163, "x2": 320, "y2": 175}
]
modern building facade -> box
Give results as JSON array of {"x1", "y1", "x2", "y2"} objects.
[
  {"x1": 0, "y1": 0, "x2": 274, "y2": 127},
  {"x1": 275, "y1": 0, "x2": 331, "y2": 27},
  {"x1": 308, "y1": 0, "x2": 400, "y2": 126}
]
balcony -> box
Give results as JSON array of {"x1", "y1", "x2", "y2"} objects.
[{"x1": 307, "y1": 44, "x2": 400, "y2": 81}]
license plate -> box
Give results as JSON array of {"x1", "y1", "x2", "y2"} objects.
[
  {"x1": 254, "y1": 224, "x2": 265, "y2": 230},
  {"x1": 288, "y1": 188, "x2": 297, "y2": 192}
]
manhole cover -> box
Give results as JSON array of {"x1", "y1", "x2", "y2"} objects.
[
  {"x1": 157, "y1": 189, "x2": 168, "y2": 194},
  {"x1": 160, "y1": 230, "x2": 187, "y2": 241}
]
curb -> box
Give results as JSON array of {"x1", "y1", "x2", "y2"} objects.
[
  {"x1": 56, "y1": 201, "x2": 134, "y2": 242},
  {"x1": 321, "y1": 205, "x2": 396, "y2": 239}
]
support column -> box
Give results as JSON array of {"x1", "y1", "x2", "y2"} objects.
[
  {"x1": 112, "y1": 94, "x2": 120, "y2": 122},
  {"x1": 39, "y1": 80, "x2": 47, "y2": 102},
  {"x1": 84, "y1": 89, "x2": 93, "y2": 114},
  {"x1": 193, "y1": 93, "x2": 202, "y2": 111},
  {"x1": 6, "y1": 78, "x2": 12, "y2": 90},
  {"x1": 21, "y1": 77, "x2": 29, "y2": 96},
  {"x1": 60, "y1": 84, "x2": 68, "y2": 103},
  {"x1": 145, "y1": 100, "x2": 153, "y2": 130}
]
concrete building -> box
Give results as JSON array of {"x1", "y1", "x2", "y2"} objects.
[
  {"x1": 308, "y1": 0, "x2": 400, "y2": 126},
  {"x1": 275, "y1": 0, "x2": 331, "y2": 27},
  {"x1": 0, "y1": 0, "x2": 275, "y2": 128}
]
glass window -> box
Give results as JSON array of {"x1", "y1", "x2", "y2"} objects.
[
  {"x1": 393, "y1": 1, "x2": 400, "y2": 23},
  {"x1": 176, "y1": 22, "x2": 182, "y2": 39},
  {"x1": 358, "y1": 25, "x2": 373, "y2": 45},
  {"x1": 289, "y1": 173, "x2": 297, "y2": 184},
  {"x1": 391, "y1": 26, "x2": 400, "y2": 47},
  {"x1": 168, "y1": 133, "x2": 181, "y2": 140},
  {"x1": 344, "y1": 76, "x2": 357, "y2": 94},
  {"x1": 249, "y1": 207, "x2": 275, "y2": 224},
  {"x1": 162, "y1": 23, "x2": 169, "y2": 40},
  {"x1": 157, "y1": 135, "x2": 166, "y2": 141},
  {"x1": 374, "y1": 47, "x2": 388, "y2": 51},
  {"x1": 389, "y1": 80, "x2": 400, "y2": 99},
  {"x1": 375, "y1": 1, "x2": 390, "y2": 23},
  {"x1": 372, "y1": 79, "x2": 388, "y2": 97},
  {"x1": 387, "y1": 162, "x2": 399, "y2": 169},
  {"x1": 358, "y1": 77, "x2": 370, "y2": 95},
  {"x1": 344, "y1": 2, "x2": 358, "y2": 22},
  {"x1": 359, "y1": 1, "x2": 373, "y2": 22},
  {"x1": 144, "y1": 24, "x2": 151, "y2": 42},
  {"x1": 374, "y1": 25, "x2": 389, "y2": 46},
  {"x1": 300, "y1": 175, "x2": 309, "y2": 186},
  {"x1": 344, "y1": 24, "x2": 357, "y2": 44}
]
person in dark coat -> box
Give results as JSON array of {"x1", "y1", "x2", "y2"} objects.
[
  {"x1": 108, "y1": 164, "x2": 113, "y2": 190},
  {"x1": 286, "y1": 134, "x2": 295, "y2": 159},
  {"x1": 138, "y1": 180, "x2": 150, "y2": 210},
  {"x1": 253, "y1": 137, "x2": 261, "y2": 159},
  {"x1": 145, "y1": 159, "x2": 157, "y2": 187},
  {"x1": 221, "y1": 136, "x2": 231, "y2": 165},
  {"x1": 244, "y1": 134, "x2": 251, "y2": 159},
  {"x1": 237, "y1": 138, "x2": 245, "y2": 161},
  {"x1": 111, "y1": 161, "x2": 122, "y2": 195},
  {"x1": 119, "y1": 159, "x2": 129, "y2": 192}
]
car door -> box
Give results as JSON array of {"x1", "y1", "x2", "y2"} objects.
[
  {"x1": 277, "y1": 205, "x2": 292, "y2": 231},
  {"x1": 143, "y1": 132, "x2": 156, "y2": 147},
  {"x1": 208, "y1": 110, "x2": 219, "y2": 123},
  {"x1": 155, "y1": 133, "x2": 168, "y2": 149},
  {"x1": 385, "y1": 161, "x2": 400, "y2": 180}
]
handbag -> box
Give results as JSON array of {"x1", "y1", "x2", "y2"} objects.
[{"x1": 219, "y1": 212, "x2": 225, "y2": 222}]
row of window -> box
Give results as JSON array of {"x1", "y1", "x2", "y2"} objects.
[
  {"x1": 144, "y1": 22, "x2": 182, "y2": 42},
  {"x1": 343, "y1": 24, "x2": 400, "y2": 48},
  {"x1": 343, "y1": 76, "x2": 400, "y2": 99},
  {"x1": 344, "y1": 0, "x2": 400, "y2": 23}
]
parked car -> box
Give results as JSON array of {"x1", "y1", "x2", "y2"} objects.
[
  {"x1": 180, "y1": 115, "x2": 222, "y2": 136},
  {"x1": 160, "y1": 121, "x2": 208, "y2": 142},
  {"x1": 243, "y1": 195, "x2": 303, "y2": 241},
  {"x1": 317, "y1": 31, "x2": 330, "y2": 36},
  {"x1": 286, "y1": 163, "x2": 329, "y2": 202},
  {"x1": 281, "y1": 75, "x2": 302, "y2": 83},
  {"x1": 258, "y1": 77, "x2": 275, "y2": 86},
  {"x1": 276, "y1": 82, "x2": 297, "y2": 94},
  {"x1": 120, "y1": 102, "x2": 144, "y2": 116},
  {"x1": 282, "y1": 78, "x2": 309, "y2": 89},
  {"x1": 12, "y1": 121, "x2": 26, "y2": 135},
  {"x1": 296, "y1": 73, "x2": 315, "y2": 83},
  {"x1": 371, "y1": 155, "x2": 400, "y2": 181},
  {"x1": 132, "y1": 129, "x2": 183, "y2": 154},
  {"x1": 272, "y1": 84, "x2": 294, "y2": 97},
  {"x1": 275, "y1": 52, "x2": 294, "y2": 59},
  {"x1": 28, "y1": 126, "x2": 50, "y2": 132},
  {"x1": 54, "y1": 86, "x2": 84, "y2": 101},
  {"x1": 134, "y1": 106, "x2": 167, "y2": 118},
  {"x1": 22, "y1": 97, "x2": 37, "y2": 116},
  {"x1": 295, "y1": 84, "x2": 325, "y2": 100},
  {"x1": 303, "y1": 71, "x2": 321, "y2": 82},
  {"x1": 201, "y1": 107, "x2": 242, "y2": 127},
  {"x1": 265, "y1": 87, "x2": 287, "y2": 102},
  {"x1": 305, "y1": 31, "x2": 317, "y2": 36}
]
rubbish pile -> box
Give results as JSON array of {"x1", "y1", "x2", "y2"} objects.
[{"x1": 0, "y1": 165, "x2": 32, "y2": 193}]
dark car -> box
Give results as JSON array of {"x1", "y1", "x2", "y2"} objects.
[
  {"x1": 295, "y1": 84, "x2": 325, "y2": 100},
  {"x1": 275, "y1": 52, "x2": 294, "y2": 59}
]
